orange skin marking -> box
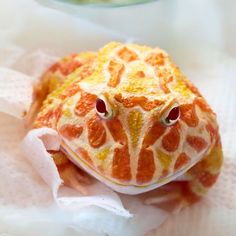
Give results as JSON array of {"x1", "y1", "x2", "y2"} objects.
[
  {"x1": 87, "y1": 115, "x2": 106, "y2": 148},
  {"x1": 74, "y1": 91, "x2": 97, "y2": 117},
  {"x1": 142, "y1": 121, "x2": 166, "y2": 148},
  {"x1": 52, "y1": 105, "x2": 62, "y2": 122},
  {"x1": 180, "y1": 103, "x2": 199, "y2": 127},
  {"x1": 206, "y1": 123, "x2": 218, "y2": 142},
  {"x1": 35, "y1": 104, "x2": 62, "y2": 128},
  {"x1": 35, "y1": 109, "x2": 54, "y2": 127},
  {"x1": 196, "y1": 171, "x2": 219, "y2": 188},
  {"x1": 187, "y1": 135, "x2": 208, "y2": 152},
  {"x1": 112, "y1": 145, "x2": 131, "y2": 182},
  {"x1": 187, "y1": 156, "x2": 220, "y2": 188},
  {"x1": 162, "y1": 123, "x2": 180, "y2": 152},
  {"x1": 156, "y1": 67, "x2": 174, "y2": 93},
  {"x1": 118, "y1": 47, "x2": 138, "y2": 62},
  {"x1": 108, "y1": 60, "x2": 124, "y2": 88},
  {"x1": 195, "y1": 97, "x2": 214, "y2": 113},
  {"x1": 181, "y1": 182, "x2": 202, "y2": 203},
  {"x1": 141, "y1": 99, "x2": 164, "y2": 111},
  {"x1": 49, "y1": 55, "x2": 82, "y2": 76},
  {"x1": 106, "y1": 117, "x2": 128, "y2": 145},
  {"x1": 183, "y1": 78, "x2": 203, "y2": 97},
  {"x1": 161, "y1": 169, "x2": 169, "y2": 178},
  {"x1": 76, "y1": 147, "x2": 93, "y2": 165},
  {"x1": 136, "y1": 149, "x2": 155, "y2": 184},
  {"x1": 115, "y1": 93, "x2": 163, "y2": 111},
  {"x1": 174, "y1": 153, "x2": 190, "y2": 171},
  {"x1": 159, "y1": 76, "x2": 174, "y2": 93},
  {"x1": 59, "y1": 124, "x2": 83, "y2": 141},
  {"x1": 79, "y1": 64, "x2": 94, "y2": 79},
  {"x1": 145, "y1": 52, "x2": 165, "y2": 66},
  {"x1": 135, "y1": 70, "x2": 145, "y2": 78},
  {"x1": 59, "y1": 83, "x2": 81, "y2": 100}
]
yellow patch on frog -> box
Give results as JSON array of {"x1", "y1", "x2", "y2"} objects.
[
  {"x1": 79, "y1": 55, "x2": 105, "y2": 85},
  {"x1": 99, "y1": 42, "x2": 122, "y2": 57},
  {"x1": 191, "y1": 179, "x2": 208, "y2": 196},
  {"x1": 203, "y1": 146, "x2": 223, "y2": 174},
  {"x1": 156, "y1": 149, "x2": 172, "y2": 171},
  {"x1": 47, "y1": 86, "x2": 64, "y2": 100},
  {"x1": 122, "y1": 76, "x2": 157, "y2": 94},
  {"x1": 52, "y1": 152, "x2": 69, "y2": 165},
  {"x1": 75, "y1": 52, "x2": 97, "y2": 60},
  {"x1": 128, "y1": 43, "x2": 152, "y2": 53},
  {"x1": 172, "y1": 78, "x2": 193, "y2": 98},
  {"x1": 44, "y1": 73, "x2": 79, "y2": 103},
  {"x1": 197, "y1": 126, "x2": 205, "y2": 135},
  {"x1": 128, "y1": 110, "x2": 143, "y2": 148},
  {"x1": 171, "y1": 67, "x2": 193, "y2": 98},
  {"x1": 81, "y1": 71, "x2": 105, "y2": 86},
  {"x1": 119, "y1": 61, "x2": 161, "y2": 95},
  {"x1": 95, "y1": 42, "x2": 121, "y2": 68},
  {"x1": 66, "y1": 98, "x2": 73, "y2": 106},
  {"x1": 46, "y1": 74, "x2": 63, "y2": 93},
  {"x1": 96, "y1": 147, "x2": 111, "y2": 161},
  {"x1": 63, "y1": 109, "x2": 72, "y2": 118}
]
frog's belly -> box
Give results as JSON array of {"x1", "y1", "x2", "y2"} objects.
[{"x1": 61, "y1": 140, "x2": 205, "y2": 195}]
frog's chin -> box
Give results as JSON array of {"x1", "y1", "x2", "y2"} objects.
[{"x1": 61, "y1": 141, "x2": 207, "y2": 195}]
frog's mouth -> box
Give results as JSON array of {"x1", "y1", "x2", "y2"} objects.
[{"x1": 60, "y1": 140, "x2": 208, "y2": 195}]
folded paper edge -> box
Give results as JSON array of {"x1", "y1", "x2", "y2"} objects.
[{"x1": 21, "y1": 128, "x2": 132, "y2": 218}]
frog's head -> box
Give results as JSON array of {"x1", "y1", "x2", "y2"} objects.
[{"x1": 58, "y1": 42, "x2": 218, "y2": 194}]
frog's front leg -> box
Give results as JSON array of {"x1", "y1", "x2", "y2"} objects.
[
  {"x1": 146, "y1": 139, "x2": 223, "y2": 211},
  {"x1": 49, "y1": 150, "x2": 92, "y2": 195},
  {"x1": 181, "y1": 139, "x2": 223, "y2": 205}
]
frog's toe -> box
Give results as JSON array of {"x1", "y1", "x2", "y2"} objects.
[
  {"x1": 172, "y1": 198, "x2": 189, "y2": 214},
  {"x1": 75, "y1": 168, "x2": 92, "y2": 185},
  {"x1": 60, "y1": 162, "x2": 92, "y2": 195},
  {"x1": 144, "y1": 192, "x2": 181, "y2": 205},
  {"x1": 66, "y1": 174, "x2": 88, "y2": 195}
]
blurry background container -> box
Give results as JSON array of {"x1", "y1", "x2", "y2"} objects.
[
  {"x1": 50, "y1": 0, "x2": 156, "y2": 7},
  {"x1": 38, "y1": 0, "x2": 236, "y2": 69}
]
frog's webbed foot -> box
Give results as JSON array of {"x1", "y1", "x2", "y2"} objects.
[
  {"x1": 145, "y1": 192, "x2": 181, "y2": 205},
  {"x1": 59, "y1": 162, "x2": 92, "y2": 195},
  {"x1": 50, "y1": 150, "x2": 92, "y2": 195},
  {"x1": 144, "y1": 182, "x2": 188, "y2": 213}
]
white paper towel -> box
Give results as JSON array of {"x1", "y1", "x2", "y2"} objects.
[{"x1": 0, "y1": 0, "x2": 235, "y2": 235}]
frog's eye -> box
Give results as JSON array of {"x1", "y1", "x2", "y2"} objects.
[
  {"x1": 96, "y1": 97, "x2": 113, "y2": 120},
  {"x1": 162, "y1": 105, "x2": 180, "y2": 126}
]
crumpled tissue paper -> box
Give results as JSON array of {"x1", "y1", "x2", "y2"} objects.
[{"x1": 0, "y1": 0, "x2": 236, "y2": 236}]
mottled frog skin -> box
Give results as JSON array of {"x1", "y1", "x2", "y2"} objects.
[{"x1": 32, "y1": 42, "x2": 223, "y2": 204}]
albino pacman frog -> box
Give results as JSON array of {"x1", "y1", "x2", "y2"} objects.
[{"x1": 30, "y1": 42, "x2": 223, "y2": 208}]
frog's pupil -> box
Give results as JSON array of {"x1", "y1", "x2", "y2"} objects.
[
  {"x1": 167, "y1": 106, "x2": 180, "y2": 121},
  {"x1": 96, "y1": 98, "x2": 107, "y2": 113}
]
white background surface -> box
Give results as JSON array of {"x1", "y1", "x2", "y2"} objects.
[{"x1": 0, "y1": 0, "x2": 236, "y2": 235}]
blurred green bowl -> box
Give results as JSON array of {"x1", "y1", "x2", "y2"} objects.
[{"x1": 52, "y1": 0, "x2": 157, "y2": 7}]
